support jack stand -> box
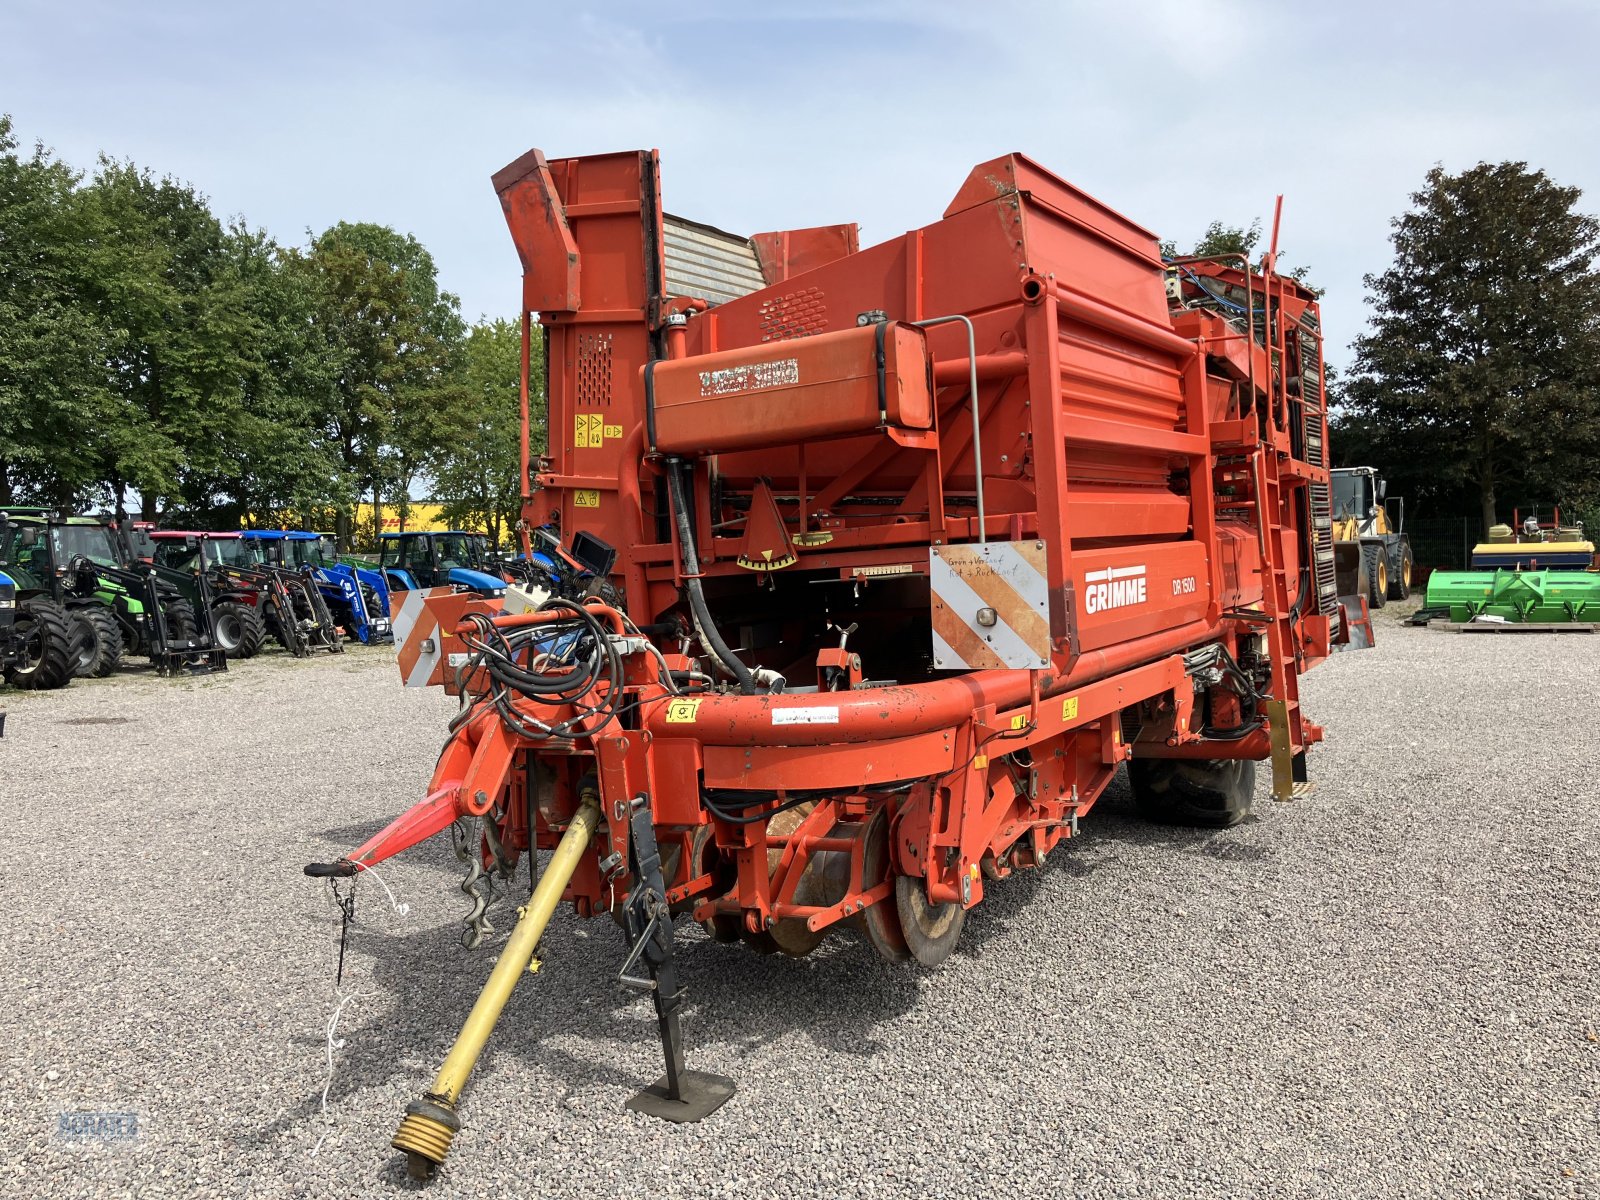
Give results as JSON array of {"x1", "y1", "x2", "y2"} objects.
[{"x1": 617, "y1": 794, "x2": 735, "y2": 1123}]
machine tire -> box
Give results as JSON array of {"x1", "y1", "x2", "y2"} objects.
[
  {"x1": 5, "y1": 598, "x2": 76, "y2": 690},
  {"x1": 163, "y1": 598, "x2": 200, "y2": 647},
  {"x1": 1128, "y1": 756, "x2": 1256, "y2": 829},
  {"x1": 69, "y1": 605, "x2": 123, "y2": 678},
  {"x1": 211, "y1": 600, "x2": 266, "y2": 659},
  {"x1": 893, "y1": 874, "x2": 965, "y2": 967},
  {"x1": 1362, "y1": 544, "x2": 1388, "y2": 610},
  {"x1": 1386, "y1": 540, "x2": 1413, "y2": 601}
]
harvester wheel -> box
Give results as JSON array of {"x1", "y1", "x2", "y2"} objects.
[
  {"x1": 1387, "y1": 542, "x2": 1413, "y2": 601},
  {"x1": 164, "y1": 598, "x2": 200, "y2": 646},
  {"x1": 1128, "y1": 757, "x2": 1255, "y2": 829},
  {"x1": 4, "y1": 598, "x2": 76, "y2": 690},
  {"x1": 70, "y1": 605, "x2": 123, "y2": 678},
  {"x1": 858, "y1": 807, "x2": 911, "y2": 963},
  {"x1": 211, "y1": 600, "x2": 266, "y2": 659},
  {"x1": 893, "y1": 875, "x2": 965, "y2": 968},
  {"x1": 1362, "y1": 544, "x2": 1388, "y2": 610}
]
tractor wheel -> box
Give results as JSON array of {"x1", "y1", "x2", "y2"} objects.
[
  {"x1": 211, "y1": 600, "x2": 266, "y2": 659},
  {"x1": 262, "y1": 598, "x2": 292, "y2": 649},
  {"x1": 5, "y1": 598, "x2": 76, "y2": 690},
  {"x1": 1362, "y1": 544, "x2": 1388, "y2": 610},
  {"x1": 1128, "y1": 757, "x2": 1256, "y2": 829},
  {"x1": 1387, "y1": 541, "x2": 1414, "y2": 601},
  {"x1": 163, "y1": 598, "x2": 200, "y2": 647},
  {"x1": 69, "y1": 605, "x2": 123, "y2": 678}
]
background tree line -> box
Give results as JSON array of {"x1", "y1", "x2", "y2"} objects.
[
  {"x1": 1168, "y1": 166, "x2": 1600, "y2": 557},
  {"x1": 0, "y1": 114, "x2": 541, "y2": 549}
]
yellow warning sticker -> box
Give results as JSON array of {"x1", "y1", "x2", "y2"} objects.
[
  {"x1": 573, "y1": 413, "x2": 604, "y2": 448},
  {"x1": 1062, "y1": 696, "x2": 1079, "y2": 721},
  {"x1": 603, "y1": 424, "x2": 623, "y2": 441},
  {"x1": 1009, "y1": 714, "x2": 1028, "y2": 730},
  {"x1": 665, "y1": 697, "x2": 702, "y2": 724},
  {"x1": 573, "y1": 489, "x2": 601, "y2": 508}
]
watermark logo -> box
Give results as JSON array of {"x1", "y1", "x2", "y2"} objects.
[{"x1": 57, "y1": 1112, "x2": 139, "y2": 1142}]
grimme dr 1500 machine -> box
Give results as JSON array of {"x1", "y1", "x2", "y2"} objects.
[{"x1": 310, "y1": 147, "x2": 1362, "y2": 1177}]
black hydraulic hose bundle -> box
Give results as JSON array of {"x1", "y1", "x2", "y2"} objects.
[
  {"x1": 458, "y1": 599, "x2": 625, "y2": 741},
  {"x1": 665, "y1": 458, "x2": 757, "y2": 695}
]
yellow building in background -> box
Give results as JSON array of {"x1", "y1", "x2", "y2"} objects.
[{"x1": 356, "y1": 502, "x2": 453, "y2": 535}]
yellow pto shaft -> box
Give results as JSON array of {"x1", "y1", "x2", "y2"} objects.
[{"x1": 392, "y1": 792, "x2": 602, "y2": 1180}]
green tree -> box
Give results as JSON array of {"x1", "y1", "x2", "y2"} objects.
[
  {"x1": 433, "y1": 318, "x2": 539, "y2": 548},
  {"x1": 74, "y1": 158, "x2": 262, "y2": 518},
  {"x1": 167, "y1": 223, "x2": 345, "y2": 526},
  {"x1": 297, "y1": 222, "x2": 465, "y2": 544},
  {"x1": 0, "y1": 115, "x2": 114, "y2": 507},
  {"x1": 1340, "y1": 163, "x2": 1600, "y2": 534}
]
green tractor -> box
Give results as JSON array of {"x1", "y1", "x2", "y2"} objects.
[
  {"x1": 0, "y1": 509, "x2": 224, "y2": 678},
  {"x1": 0, "y1": 540, "x2": 76, "y2": 691}
]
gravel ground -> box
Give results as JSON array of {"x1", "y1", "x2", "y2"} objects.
[{"x1": 3, "y1": 614, "x2": 1598, "y2": 1199}]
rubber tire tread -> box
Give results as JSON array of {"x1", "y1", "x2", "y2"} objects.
[
  {"x1": 6, "y1": 598, "x2": 76, "y2": 690},
  {"x1": 1386, "y1": 541, "x2": 1413, "y2": 601},
  {"x1": 1128, "y1": 757, "x2": 1256, "y2": 829},
  {"x1": 212, "y1": 600, "x2": 266, "y2": 659},
  {"x1": 1361, "y1": 543, "x2": 1388, "y2": 610},
  {"x1": 71, "y1": 604, "x2": 124, "y2": 678},
  {"x1": 163, "y1": 598, "x2": 200, "y2": 646}
]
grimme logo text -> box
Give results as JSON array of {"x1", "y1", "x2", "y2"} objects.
[{"x1": 1084, "y1": 565, "x2": 1148, "y2": 614}]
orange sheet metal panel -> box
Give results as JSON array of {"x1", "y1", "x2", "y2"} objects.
[{"x1": 646, "y1": 322, "x2": 932, "y2": 455}]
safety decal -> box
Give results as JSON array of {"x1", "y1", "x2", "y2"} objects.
[{"x1": 665, "y1": 697, "x2": 703, "y2": 723}]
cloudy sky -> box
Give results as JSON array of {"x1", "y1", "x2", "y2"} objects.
[{"x1": 5, "y1": 0, "x2": 1597, "y2": 367}]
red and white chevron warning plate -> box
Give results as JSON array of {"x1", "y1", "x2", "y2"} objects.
[
  {"x1": 393, "y1": 586, "x2": 453, "y2": 688},
  {"x1": 929, "y1": 541, "x2": 1051, "y2": 670}
]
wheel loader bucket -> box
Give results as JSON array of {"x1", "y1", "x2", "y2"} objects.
[{"x1": 1333, "y1": 541, "x2": 1364, "y2": 599}]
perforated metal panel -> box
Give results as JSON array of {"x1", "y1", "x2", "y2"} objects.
[{"x1": 576, "y1": 333, "x2": 613, "y2": 406}]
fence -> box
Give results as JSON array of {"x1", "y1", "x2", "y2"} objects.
[{"x1": 1405, "y1": 516, "x2": 1477, "y2": 571}]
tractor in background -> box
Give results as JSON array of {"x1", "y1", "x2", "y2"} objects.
[
  {"x1": 208, "y1": 532, "x2": 343, "y2": 655},
  {"x1": 376, "y1": 530, "x2": 507, "y2": 598},
  {"x1": 236, "y1": 531, "x2": 380, "y2": 644},
  {"x1": 0, "y1": 509, "x2": 223, "y2": 677},
  {"x1": 0, "y1": 549, "x2": 76, "y2": 692},
  {"x1": 147, "y1": 531, "x2": 281, "y2": 659},
  {"x1": 1332, "y1": 466, "x2": 1413, "y2": 609}
]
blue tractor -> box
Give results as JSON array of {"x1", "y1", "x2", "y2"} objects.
[
  {"x1": 241, "y1": 531, "x2": 392, "y2": 645},
  {"x1": 376, "y1": 531, "x2": 507, "y2": 598}
]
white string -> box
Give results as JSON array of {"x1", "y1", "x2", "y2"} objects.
[
  {"x1": 307, "y1": 862, "x2": 410, "y2": 1157},
  {"x1": 351, "y1": 860, "x2": 410, "y2": 916},
  {"x1": 309, "y1": 989, "x2": 370, "y2": 1158}
]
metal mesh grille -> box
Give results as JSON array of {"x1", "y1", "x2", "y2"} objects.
[{"x1": 576, "y1": 333, "x2": 612, "y2": 407}]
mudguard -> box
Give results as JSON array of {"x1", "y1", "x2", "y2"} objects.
[{"x1": 446, "y1": 566, "x2": 507, "y2": 595}]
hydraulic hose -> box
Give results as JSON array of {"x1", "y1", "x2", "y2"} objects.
[{"x1": 666, "y1": 458, "x2": 756, "y2": 694}]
